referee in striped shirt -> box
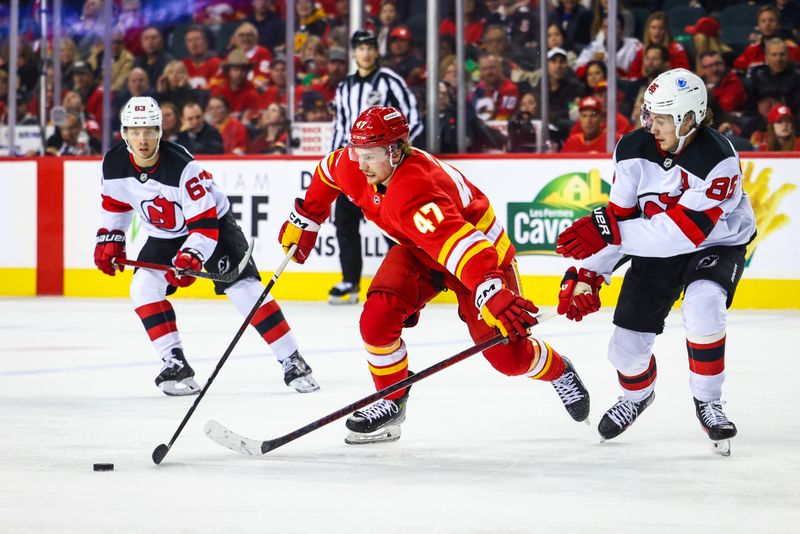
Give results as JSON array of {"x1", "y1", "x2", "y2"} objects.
[{"x1": 327, "y1": 29, "x2": 422, "y2": 304}]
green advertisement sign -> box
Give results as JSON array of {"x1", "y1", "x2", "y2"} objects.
[{"x1": 508, "y1": 168, "x2": 611, "y2": 255}]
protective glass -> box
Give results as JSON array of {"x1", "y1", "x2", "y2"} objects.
[
  {"x1": 347, "y1": 145, "x2": 389, "y2": 164},
  {"x1": 124, "y1": 126, "x2": 160, "y2": 140}
]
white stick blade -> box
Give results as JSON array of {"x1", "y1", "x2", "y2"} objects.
[{"x1": 203, "y1": 420, "x2": 263, "y2": 456}]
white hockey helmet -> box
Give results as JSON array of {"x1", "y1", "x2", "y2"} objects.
[
  {"x1": 640, "y1": 68, "x2": 707, "y2": 153},
  {"x1": 120, "y1": 96, "x2": 162, "y2": 160}
]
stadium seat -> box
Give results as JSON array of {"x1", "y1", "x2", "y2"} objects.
[
  {"x1": 631, "y1": 8, "x2": 650, "y2": 40},
  {"x1": 662, "y1": 0, "x2": 690, "y2": 13},
  {"x1": 667, "y1": 6, "x2": 705, "y2": 38},
  {"x1": 719, "y1": 4, "x2": 760, "y2": 29},
  {"x1": 168, "y1": 23, "x2": 192, "y2": 60},
  {"x1": 215, "y1": 21, "x2": 242, "y2": 57},
  {"x1": 720, "y1": 25, "x2": 754, "y2": 58}
]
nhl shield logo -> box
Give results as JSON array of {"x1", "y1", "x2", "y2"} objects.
[
  {"x1": 138, "y1": 173, "x2": 148, "y2": 183},
  {"x1": 663, "y1": 158, "x2": 673, "y2": 168},
  {"x1": 373, "y1": 194, "x2": 381, "y2": 205},
  {"x1": 696, "y1": 255, "x2": 719, "y2": 270},
  {"x1": 217, "y1": 255, "x2": 230, "y2": 274}
]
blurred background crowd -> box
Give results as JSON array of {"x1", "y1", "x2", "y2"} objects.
[{"x1": 1, "y1": 0, "x2": 799, "y2": 156}]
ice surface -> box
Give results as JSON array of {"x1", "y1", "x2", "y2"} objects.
[{"x1": 1, "y1": 297, "x2": 798, "y2": 533}]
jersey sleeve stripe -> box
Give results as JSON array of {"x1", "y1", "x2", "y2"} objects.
[
  {"x1": 445, "y1": 230, "x2": 490, "y2": 275},
  {"x1": 101, "y1": 194, "x2": 133, "y2": 213},
  {"x1": 316, "y1": 162, "x2": 341, "y2": 191},
  {"x1": 364, "y1": 338, "x2": 403, "y2": 357},
  {"x1": 437, "y1": 223, "x2": 473, "y2": 265},
  {"x1": 186, "y1": 207, "x2": 218, "y2": 225},
  {"x1": 455, "y1": 240, "x2": 493, "y2": 280},
  {"x1": 665, "y1": 205, "x2": 723, "y2": 246},
  {"x1": 609, "y1": 201, "x2": 640, "y2": 220}
]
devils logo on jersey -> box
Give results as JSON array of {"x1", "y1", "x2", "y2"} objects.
[
  {"x1": 141, "y1": 196, "x2": 186, "y2": 233},
  {"x1": 217, "y1": 255, "x2": 230, "y2": 274},
  {"x1": 696, "y1": 254, "x2": 719, "y2": 270}
]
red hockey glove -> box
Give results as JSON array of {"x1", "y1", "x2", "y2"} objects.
[
  {"x1": 278, "y1": 198, "x2": 323, "y2": 264},
  {"x1": 557, "y1": 267, "x2": 603, "y2": 322},
  {"x1": 165, "y1": 248, "x2": 203, "y2": 287},
  {"x1": 556, "y1": 206, "x2": 620, "y2": 260},
  {"x1": 94, "y1": 228, "x2": 126, "y2": 276},
  {"x1": 475, "y1": 278, "x2": 539, "y2": 342}
]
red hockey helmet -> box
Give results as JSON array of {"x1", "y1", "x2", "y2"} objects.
[{"x1": 349, "y1": 106, "x2": 410, "y2": 149}]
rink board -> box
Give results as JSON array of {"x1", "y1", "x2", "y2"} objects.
[{"x1": 0, "y1": 154, "x2": 798, "y2": 307}]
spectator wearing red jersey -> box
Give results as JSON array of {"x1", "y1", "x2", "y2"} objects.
[
  {"x1": 698, "y1": 51, "x2": 747, "y2": 113},
  {"x1": 207, "y1": 95, "x2": 250, "y2": 155},
  {"x1": 248, "y1": 103, "x2": 290, "y2": 154},
  {"x1": 259, "y1": 55, "x2": 306, "y2": 113},
  {"x1": 183, "y1": 25, "x2": 221, "y2": 90},
  {"x1": 210, "y1": 50, "x2": 263, "y2": 123},
  {"x1": 562, "y1": 96, "x2": 618, "y2": 153},
  {"x1": 754, "y1": 104, "x2": 800, "y2": 151},
  {"x1": 570, "y1": 79, "x2": 631, "y2": 137},
  {"x1": 71, "y1": 60, "x2": 104, "y2": 132},
  {"x1": 309, "y1": 46, "x2": 348, "y2": 102},
  {"x1": 440, "y1": 0, "x2": 487, "y2": 47},
  {"x1": 733, "y1": 5, "x2": 800, "y2": 74},
  {"x1": 628, "y1": 12, "x2": 690, "y2": 79},
  {"x1": 383, "y1": 26, "x2": 424, "y2": 87},
  {"x1": 471, "y1": 52, "x2": 520, "y2": 121},
  {"x1": 230, "y1": 22, "x2": 273, "y2": 91}
]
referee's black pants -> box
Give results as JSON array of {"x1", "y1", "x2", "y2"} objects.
[{"x1": 334, "y1": 194, "x2": 363, "y2": 287}]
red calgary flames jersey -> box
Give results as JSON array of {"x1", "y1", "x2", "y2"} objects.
[{"x1": 303, "y1": 148, "x2": 514, "y2": 293}]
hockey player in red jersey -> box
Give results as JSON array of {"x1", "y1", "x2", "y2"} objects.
[
  {"x1": 95, "y1": 96, "x2": 319, "y2": 396},
  {"x1": 555, "y1": 68, "x2": 756, "y2": 455},
  {"x1": 279, "y1": 106, "x2": 590, "y2": 444}
]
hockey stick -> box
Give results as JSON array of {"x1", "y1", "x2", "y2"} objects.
[
  {"x1": 204, "y1": 309, "x2": 558, "y2": 457},
  {"x1": 152, "y1": 244, "x2": 297, "y2": 465},
  {"x1": 113, "y1": 239, "x2": 254, "y2": 283}
]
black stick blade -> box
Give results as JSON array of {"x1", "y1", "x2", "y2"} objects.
[{"x1": 152, "y1": 443, "x2": 170, "y2": 465}]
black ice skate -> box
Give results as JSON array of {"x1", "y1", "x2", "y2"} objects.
[
  {"x1": 551, "y1": 356, "x2": 591, "y2": 423},
  {"x1": 345, "y1": 388, "x2": 410, "y2": 445},
  {"x1": 694, "y1": 398, "x2": 737, "y2": 457},
  {"x1": 328, "y1": 281, "x2": 359, "y2": 305},
  {"x1": 281, "y1": 351, "x2": 320, "y2": 393},
  {"x1": 598, "y1": 391, "x2": 655, "y2": 441},
  {"x1": 155, "y1": 348, "x2": 201, "y2": 396}
]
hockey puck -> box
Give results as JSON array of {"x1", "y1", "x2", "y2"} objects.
[{"x1": 93, "y1": 463, "x2": 114, "y2": 472}]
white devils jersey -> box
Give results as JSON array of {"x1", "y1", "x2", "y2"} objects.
[
  {"x1": 583, "y1": 127, "x2": 756, "y2": 276},
  {"x1": 100, "y1": 141, "x2": 231, "y2": 261}
]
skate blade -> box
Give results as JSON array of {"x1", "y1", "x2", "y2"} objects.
[
  {"x1": 288, "y1": 375, "x2": 320, "y2": 393},
  {"x1": 204, "y1": 420, "x2": 262, "y2": 456},
  {"x1": 160, "y1": 377, "x2": 201, "y2": 396},
  {"x1": 329, "y1": 294, "x2": 359, "y2": 305},
  {"x1": 713, "y1": 439, "x2": 731, "y2": 457},
  {"x1": 344, "y1": 425, "x2": 401, "y2": 445}
]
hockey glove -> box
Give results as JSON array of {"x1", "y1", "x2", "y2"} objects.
[
  {"x1": 556, "y1": 206, "x2": 620, "y2": 260},
  {"x1": 165, "y1": 248, "x2": 203, "y2": 287},
  {"x1": 475, "y1": 278, "x2": 539, "y2": 342},
  {"x1": 94, "y1": 228, "x2": 126, "y2": 276},
  {"x1": 557, "y1": 267, "x2": 603, "y2": 322},
  {"x1": 278, "y1": 198, "x2": 323, "y2": 264}
]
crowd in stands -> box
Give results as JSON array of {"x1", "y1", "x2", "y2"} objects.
[{"x1": 1, "y1": 0, "x2": 799, "y2": 155}]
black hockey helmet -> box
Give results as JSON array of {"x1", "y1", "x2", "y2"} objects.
[{"x1": 351, "y1": 29, "x2": 378, "y2": 48}]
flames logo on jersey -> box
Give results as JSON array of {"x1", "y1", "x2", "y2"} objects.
[
  {"x1": 140, "y1": 196, "x2": 186, "y2": 233},
  {"x1": 642, "y1": 169, "x2": 689, "y2": 218}
]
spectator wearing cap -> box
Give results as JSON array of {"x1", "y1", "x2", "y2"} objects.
[
  {"x1": 698, "y1": 51, "x2": 747, "y2": 114},
  {"x1": 550, "y1": 0, "x2": 593, "y2": 51},
  {"x1": 71, "y1": 60, "x2": 104, "y2": 131},
  {"x1": 531, "y1": 48, "x2": 585, "y2": 135},
  {"x1": 684, "y1": 17, "x2": 734, "y2": 74},
  {"x1": 733, "y1": 5, "x2": 800, "y2": 74},
  {"x1": 628, "y1": 12, "x2": 689, "y2": 79},
  {"x1": 569, "y1": 80, "x2": 631, "y2": 137},
  {"x1": 247, "y1": 103, "x2": 289, "y2": 154},
  {"x1": 472, "y1": 52, "x2": 520, "y2": 121},
  {"x1": 176, "y1": 101, "x2": 225, "y2": 155},
  {"x1": 246, "y1": 0, "x2": 285, "y2": 51},
  {"x1": 183, "y1": 25, "x2": 222, "y2": 90},
  {"x1": 206, "y1": 95, "x2": 249, "y2": 154},
  {"x1": 309, "y1": 47, "x2": 348, "y2": 102},
  {"x1": 562, "y1": 96, "x2": 618, "y2": 153},
  {"x1": 259, "y1": 54, "x2": 307, "y2": 113},
  {"x1": 575, "y1": 13, "x2": 642, "y2": 80},
  {"x1": 746, "y1": 39, "x2": 800, "y2": 118},
  {"x1": 741, "y1": 91, "x2": 784, "y2": 143},
  {"x1": 210, "y1": 50, "x2": 262, "y2": 124},
  {"x1": 295, "y1": 0, "x2": 330, "y2": 53},
  {"x1": 299, "y1": 90, "x2": 332, "y2": 122},
  {"x1": 383, "y1": 26, "x2": 425, "y2": 87},
  {"x1": 753, "y1": 104, "x2": 800, "y2": 151},
  {"x1": 134, "y1": 26, "x2": 174, "y2": 94},
  {"x1": 229, "y1": 22, "x2": 273, "y2": 92}
]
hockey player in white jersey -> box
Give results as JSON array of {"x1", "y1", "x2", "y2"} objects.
[
  {"x1": 554, "y1": 69, "x2": 756, "y2": 455},
  {"x1": 94, "y1": 96, "x2": 319, "y2": 396}
]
